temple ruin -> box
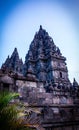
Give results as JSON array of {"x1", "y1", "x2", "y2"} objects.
[{"x1": 0, "y1": 26, "x2": 79, "y2": 130}]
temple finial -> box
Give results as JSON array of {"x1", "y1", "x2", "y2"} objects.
[{"x1": 40, "y1": 25, "x2": 42, "y2": 30}]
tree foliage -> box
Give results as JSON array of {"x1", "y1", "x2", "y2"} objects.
[{"x1": 0, "y1": 92, "x2": 33, "y2": 130}]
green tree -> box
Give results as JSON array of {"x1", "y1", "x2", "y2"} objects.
[{"x1": 0, "y1": 92, "x2": 33, "y2": 130}]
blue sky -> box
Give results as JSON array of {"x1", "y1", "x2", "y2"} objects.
[{"x1": 0, "y1": 0, "x2": 79, "y2": 83}]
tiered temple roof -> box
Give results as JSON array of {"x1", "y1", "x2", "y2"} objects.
[{"x1": 24, "y1": 26, "x2": 71, "y2": 92}]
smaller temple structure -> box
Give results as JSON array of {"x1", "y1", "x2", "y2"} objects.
[{"x1": 1, "y1": 48, "x2": 23, "y2": 74}]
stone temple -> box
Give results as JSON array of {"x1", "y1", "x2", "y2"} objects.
[{"x1": 0, "y1": 26, "x2": 79, "y2": 130}]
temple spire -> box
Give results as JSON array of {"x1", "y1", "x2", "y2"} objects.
[
  {"x1": 24, "y1": 26, "x2": 70, "y2": 91},
  {"x1": 2, "y1": 48, "x2": 23, "y2": 74}
]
